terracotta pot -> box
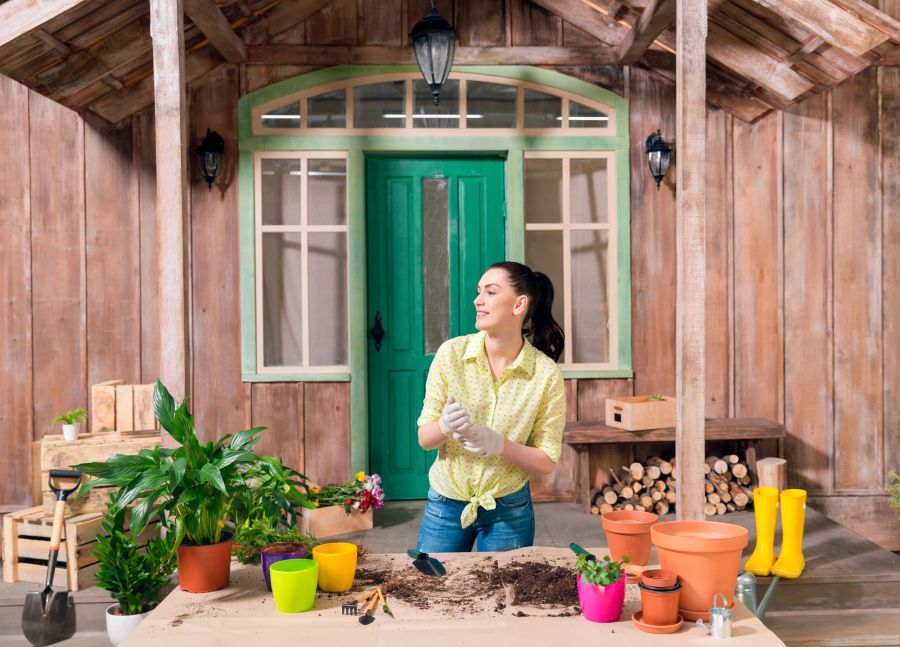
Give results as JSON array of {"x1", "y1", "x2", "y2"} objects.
[
  {"x1": 261, "y1": 542, "x2": 307, "y2": 592},
  {"x1": 641, "y1": 568, "x2": 677, "y2": 589},
  {"x1": 651, "y1": 521, "x2": 748, "y2": 621},
  {"x1": 638, "y1": 581, "x2": 681, "y2": 626},
  {"x1": 601, "y1": 510, "x2": 659, "y2": 565},
  {"x1": 177, "y1": 534, "x2": 234, "y2": 593}
]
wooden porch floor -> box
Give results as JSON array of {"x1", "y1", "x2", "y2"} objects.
[{"x1": 1, "y1": 504, "x2": 898, "y2": 646}]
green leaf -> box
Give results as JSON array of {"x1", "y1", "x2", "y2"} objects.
[
  {"x1": 229, "y1": 427, "x2": 266, "y2": 452},
  {"x1": 198, "y1": 463, "x2": 227, "y2": 494}
]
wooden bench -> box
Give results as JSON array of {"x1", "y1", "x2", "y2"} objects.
[{"x1": 563, "y1": 417, "x2": 786, "y2": 513}]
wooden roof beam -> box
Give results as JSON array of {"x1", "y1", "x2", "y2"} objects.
[
  {"x1": 751, "y1": 0, "x2": 887, "y2": 58},
  {"x1": 184, "y1": 0, "x2": 247, "y2": 63},
  {"x1": 529, "y1": 0, "x2": 628, "y2": 45},
  {"x1": 0, "y1": 0, "x2": 92, "y2": 48},
  {"x1": 618, "y1": 0, "x2": 675, "y2": 63},
  {"x1": 242, "y1": 0, "x2": 338, "y2": 45},
  {"x1": 828, "y1": 0, "x2": 900, "y2": 42},
  {"x1": 248, "y1": 45, "x2": 619, "y2": 66},
  {"x1": 32, "y1": 29, "x2": 73, "y2": 57}
]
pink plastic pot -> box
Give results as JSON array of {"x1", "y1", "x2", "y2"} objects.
[{"x1": 576, "y1": 573, "x2": 626, "y2": 623}]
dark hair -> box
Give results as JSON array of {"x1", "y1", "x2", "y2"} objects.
[{"x1": 488, "y1": 261, "x2": 565, "y2": 362}]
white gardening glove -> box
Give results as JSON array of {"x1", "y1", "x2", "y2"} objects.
[
  {"x1": 461, "y1": 424, "x2": 505, "y2": 457},
  {"x1": 439, "y1": 397, "x2": 471, "y2": 440}
]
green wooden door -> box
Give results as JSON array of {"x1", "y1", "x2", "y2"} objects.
[{"x1": 367, "y1": 157, "x2": 506, "y2": 499}]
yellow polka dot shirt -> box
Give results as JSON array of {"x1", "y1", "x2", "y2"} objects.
[{"x1": 417, "y1": 331, "x2": 567, "y2": 528}]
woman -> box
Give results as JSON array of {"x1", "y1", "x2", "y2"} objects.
[{"x1": 416, "y1": 261, "x2": 566, "y2": 552}]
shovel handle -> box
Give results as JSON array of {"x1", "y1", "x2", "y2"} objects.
[
  {"x1": 407, "y1": 548, "x2": 424, "y2": 559},
  {"x1": 50, "y1": 498, "x2": 66, "y2": 553}
]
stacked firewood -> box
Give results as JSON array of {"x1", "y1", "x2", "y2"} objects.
[{"x1": 589, "y1": 454, "x2": 755, "y2": 516}]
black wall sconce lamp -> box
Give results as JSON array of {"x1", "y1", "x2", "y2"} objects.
[
  {"x1": 410, "y1": 1, "x2": 456, "y2": 105},
  {"x1": 196, "y1": 128, "x2": 225, "y2": 192},
  {"x1": 645, "y1": 129, "x2": 672, "y2": 190}
]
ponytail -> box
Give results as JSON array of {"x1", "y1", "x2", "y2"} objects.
[{"x1": 488, "y1": 261, "x2": 565, "y2": 362}]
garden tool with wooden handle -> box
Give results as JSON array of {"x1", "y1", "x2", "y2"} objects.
[
  {"x1": 22, "y1": 470, "x2": 81, "y2": 647},
  {"x1": 342, "y1": 587, "x2": 379, "y2": 615},
  {"x1": 358, "y1": 590, "x2": 380, "y2": 625},
  {"x1": 377, "y1": 588, "x2": 394, "y2": 619}
]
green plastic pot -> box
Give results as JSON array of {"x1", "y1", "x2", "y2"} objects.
[{"x1": 270, "y1": 559, "x2": 318, "y2": 613}]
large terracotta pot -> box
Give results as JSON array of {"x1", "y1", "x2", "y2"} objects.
[
  {"x1": 177, "y1": 534, "x2": 234, "y2": 593},
  {"x1": 601, "y1": 510, "x2": 658, "y2": 565},
  {"x1": 651, "y1": 521, "x2": 748, "y2": 621}
]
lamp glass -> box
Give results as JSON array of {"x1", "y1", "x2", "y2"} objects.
[{"x1": 411, "y1": 7, "x2": 456, "y2": 105}]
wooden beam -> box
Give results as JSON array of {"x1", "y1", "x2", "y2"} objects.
[
  {"x1": 874, "y1": 45, "x2": 900, "y2": 65},
  {"x1": 150, "y1": 0, "x2": 190, "y2": 405},
  {"x1": 242, "y1": 0, "x2": 337, "y2": 45},
  {"x1": 248, "y1": 44, "x2": 619, "y2": 65},
  {"x1": 530, "y1": 0, "x2": 628, "y2": 45},
  {"x1": 608, "y1": 1, "x2": 629, "y2": 20},
  {"x1": 183, "y1": 0, "x2": 246, "y2": 63},
  {"x1": 784, "y1": 36, "x2": 825, "y2": 67},
  {"x1": 752, "y1": 0, "x2": 887, "y2": 57},
  {"x1": 675, "y1": 0, "x2": 707, "y2": 521},
  {"x1": 825, "y1": 0, "x2": 900, "y2": 42},
  {"x1": 0, "y1": 0, "x2": 92, "y2": 48},
  {"x1": 618, "y1": 0, "x2": 675, "y2": 64},
  {"x1": 33, "y1": 28, "x2": 72, "y2": 57}
]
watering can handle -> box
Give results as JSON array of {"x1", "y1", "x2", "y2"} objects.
[{"x1": 713, "y1": 593, "x2": 728, "y2": 609}]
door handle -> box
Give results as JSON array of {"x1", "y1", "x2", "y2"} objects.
[{"x1": 370, "y1": 311, "x2": 385, "y2": 352}]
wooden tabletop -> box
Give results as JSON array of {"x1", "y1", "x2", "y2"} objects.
[{"x1": 564, "y1": 417, "x2": 786, "y2": 444}]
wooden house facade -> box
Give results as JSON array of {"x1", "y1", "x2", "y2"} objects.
[{"x1": 1, "y1": 0, "x2": 898, "y2": 549}]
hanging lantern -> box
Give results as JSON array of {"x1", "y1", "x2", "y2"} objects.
[
  {"x1": 196, "y1": 129, "x2": 225, "y2": 192},
  {"x1": 410, "y1": 2, "x2": 456, "y2": 105},
  {"x1": 645, "y1": 129, "x2": 672, "y2": 190}
]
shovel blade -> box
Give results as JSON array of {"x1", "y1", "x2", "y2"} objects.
[
  {"x1": 22, "y1": 590, "x2": 75, "y2": 647},
  {"x1": 413, "y1": 556, "x2": 446, "y2": 577}
]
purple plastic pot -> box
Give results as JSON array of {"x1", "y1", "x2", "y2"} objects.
[
  {"x1": 261, "y1": 543, "x2": 307, "y2": 591},
  {"x1": 576, "y1": 572, "x2": 627, "y2": 623}
]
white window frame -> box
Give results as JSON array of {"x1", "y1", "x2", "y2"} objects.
[
  {"x1": 254, "y1": 151, "x2": 350, "y2": 374},
  {"x1": 524, "y1": 151, "x2": 618, "y2": 371}
]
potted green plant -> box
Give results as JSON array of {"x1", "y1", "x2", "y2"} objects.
[
  {"x1": 574, "y1": 553, "x2": 630, "y2": 623},
  {"x1": 75, "y1": 379, "x2": 305, "y2": 593},
  {"x1": 53, "y1": 407, "x2": 87, "y2": 441},
  {"x1": 94, "y1": 492, "x2": 175, "y2": 646}
]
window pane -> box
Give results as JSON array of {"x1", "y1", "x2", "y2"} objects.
[
  {"x1": 571, "y1": 230, "x2": 609, "y2": 363},
  {"x1": 422, "y1": 178, "x2": 449, "y2": 354},
  {"x1": 569, "y1": 100, "x2": 609, "y2": 128},
  {"x1": 262, "y1": 101, "x2": 300, "y2": 129},
  {"x1": 571, "y1": 158, "x2": 609, "y2": 224},
  {"x1": 261, "y1": 158, "x2": 301, "y2": 225},
  {"x1": 308, "y1": 89, "x2": 346, "y2": 128},
  {"x1": 525, "y1": 158, "x2": 563, "y2": 224},
  {"x1": 413, "y1": 79, "x2": 460, "y2": 128},
  {"x1": 308, "y1": 159, "x2": 346, "y2": 225},
  {"x1": 262, "y1": 233, "x2": 303, "y2": 367},
  {"x1": 524, "y1": 89, "x2": 561, "y2": 128},
  {"x1": 308, "y1": 233, "x2": 348, "y2": 366},
  {"x1": 466, "y1": 81, "x2": 516, "y2": 128},
  {"x1": 525, "y1": 230, "x2": 564, "y2": 337},
  {"x1": 353, "y1": 81, "x2": 405, "y2": 128}
]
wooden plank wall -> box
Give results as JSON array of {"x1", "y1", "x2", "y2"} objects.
[{"x1": 0, "y1": 0, "x2": 898, "y2": 548}]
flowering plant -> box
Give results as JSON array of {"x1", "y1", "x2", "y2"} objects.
[{"x1": 310, "y1": 472, "x2": 385, "y2": 515}]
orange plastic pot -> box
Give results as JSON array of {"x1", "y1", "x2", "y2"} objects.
[
  {"x1": 177, "y1": 534, "x2": 233, "y2": 593},
  {"x1": 639, "y1": 581, "x2": 681, "y2": 626},
  {"x1": 641, "y1": 568, "x2": 677, "y2": 589},
  {"x1": 601, "y1": 511, "x2": 659, "y2": 565},
  {"x1": 651, "y1": 521, "x2": 748, "y2": 621}
]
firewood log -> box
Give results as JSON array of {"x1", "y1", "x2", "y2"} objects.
[
  {"x1": 647, "y1": 457, "x2": 673, "y2": 475},
  {"x1": 651, "y1": 489, "x2": 663, "y2": 502},
  {"x1": 628, "y1": 462, "x2": 644, "y2": 480},
  {"x1": 705, "y1": 456, "x2": 728, "y2": 474},
  {"x1": 646, "y1": 465, "x2": 661, "y2": 481},
  {"x1": 732, "y1": 463, "x2": 748, "y2": 479},
  {"x1": 654, "y1": 500, "x2": 670, "y2": 515},
  {"x1": 666, "y1": 477, "x2": 677, "y2": 489},
  {"x1": 589, "y1": 487, "x2": 603, "y2": 506},
  {"x1": 619, "y1": 485, "x2": 634, "y2": 499},
  {"x1": 624, "y1": 503, "x2": 635, "y2": 511},
  {"x1": 721, "y1": 491, "x2": 732, "y2": 503},
  {"x1": 740, "y1": 474, "x2": 752, "y2": 485},
  {"x1": 732, "y1": 491, "x2": 749, "y2": 508},
  {"x1": 640, "y1": 494, "x2": 654, "y2": 509},
  {"x1": 665, "y1": 490, "x2": 676, "y2": 503},
  {"x1": 591, "y1": 506, "x2": 600, "y2": 515},
  {"x1": 726, "y1": 503, "x2": 736, "y2": 512},
  {"x1": 634, "y1": 504, "x2": 647, "y2": 512},
  {"x1": 654, "y1": 480, "x2": 667, "y2": 492},
  {"x1": 705, "y1": 480, "x2": 715, "y2": 494},
  {"x1": 632, "y1": 481, "x2": 643, "y2": 494},
  {"x1": 599, "y1": 502, "x2": 614, "y2": 515},
  {"x1": 608, "y1": 467, "x2": 623, "y2": 486},
  {"x1": 704, "y1": 503, "x2": 717, "y2": 516},
  {"x1": 715, "y1": 502, "x2": 727, "y2": 515},
  {"x1": 724, "y1": 454, "x2": 740, "y2": 465},
  {"x1": 707, "y1": 493, "x2": 721, "y2": 505},
  {"x1": 642, "y1": 475, "x2": 655, "y2": 487},
  {"x1": 602, "y1": 487, "x2": 618, "y2": 505}
]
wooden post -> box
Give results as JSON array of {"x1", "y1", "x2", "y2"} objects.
[
  {"x1": 150, "y1": 0, "x2": 190, "y2": 410},
  {"x1": 756, "y1": 457, "x2": 787, "y2": 491},
  {"x1": 675, "y1": 0, "x2": 707, "y2": 520}
]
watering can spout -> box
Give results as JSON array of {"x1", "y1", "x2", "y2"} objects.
[
  {"x1": 756, "y1": 575, "x2": 781, "y2": 620},
  {"x1": 735, "y1": 571, "x2": 781, "y2": 620}
]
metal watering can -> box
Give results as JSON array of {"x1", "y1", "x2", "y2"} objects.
[
  {"x1": 695, "y1": 594, "x2": 733, "y2": 639},
  {"x1": 734, "y1": 572, "x2": 781, "y2": 620}
]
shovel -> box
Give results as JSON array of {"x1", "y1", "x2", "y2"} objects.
[
  {"x1": 569, "y1": 543, "x2": 597, "y2": 561},
  {"x1": 22, "y1": 469, "x2": 82, "y2": 647},
  {"x1": 406, "y1": 549, "x2": 446, "y2": 577}
]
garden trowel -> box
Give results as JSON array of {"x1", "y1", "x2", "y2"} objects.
[
  {"x1": 406, "y1": 549, "x2": 446, "y2": 576},
  {"x1": 22, "y1": 470, "x2": 81, "y2": 647},
  {"x1": 569, "y1": 542, "x2": 597, "y2": 561}
]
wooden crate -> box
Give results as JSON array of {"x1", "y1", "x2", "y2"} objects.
[
  {"x1": 299, "y1": 506, "x2": 373, "y2": 539},
  {"x1": 605, "y1": 395, "x2": 677, "y2": 431},
  {"x1": 40, "y1": 430, "x2": 162, "y2": 515},
  {"x1": 90, "y1": 379, "x2": 158, "y2": 434},
  {"x1": 2, "y1": 506, "x2": 159, "y2": 591}
]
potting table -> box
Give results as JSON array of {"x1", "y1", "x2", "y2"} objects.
[{"x1": 121, "y1": 547, "x2": 785, "y2": 647}]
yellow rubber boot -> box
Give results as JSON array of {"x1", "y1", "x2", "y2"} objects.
[
  {"x1": 743, "y1": 486, "x2": 779, "y2": 576},
  {"x1": 771, "y1": 488, "x2": 807, "y2": 579}
]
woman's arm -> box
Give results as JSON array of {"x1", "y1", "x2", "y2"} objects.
[
  {"x1": 418, "y1": 422, "x2": 449, "y2": 451},
  {"x1": 501, "y1": 439, "x2": 556, "y2": 475}
]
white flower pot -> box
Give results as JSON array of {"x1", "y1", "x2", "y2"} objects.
[
  {"x1": 106, "y1": 604, "x2": 149, "y2": 646},
  {"x1": 62, "y1": 423, "x2": 79, "y2": 441}
]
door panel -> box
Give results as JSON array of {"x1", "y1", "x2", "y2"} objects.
[{"x1": 367, "y1": 157, "x2": 505, "y2": 499}]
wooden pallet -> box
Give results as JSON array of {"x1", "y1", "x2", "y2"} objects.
[{"x1": 2, "y1": 506, "x2": 158, "y2": 591}]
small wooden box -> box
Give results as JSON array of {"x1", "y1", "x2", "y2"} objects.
[
  {"x1": 605, "y1": 396, "x2": 676, "y2": 431},
  {"x1": 299, "y1": 506, "x2": 373, "y2": 539}
]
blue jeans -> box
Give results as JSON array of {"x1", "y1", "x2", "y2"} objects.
[{"x1": 416, "y1": 483, "x2": 535, "y2": 552}]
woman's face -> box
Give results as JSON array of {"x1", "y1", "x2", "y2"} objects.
[{"x1": 474, "y1": 268, "x2": 528, "y2": 333}]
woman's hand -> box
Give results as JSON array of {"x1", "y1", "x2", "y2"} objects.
[
  {"x1": 460, "y1": 424, "x2": 505, "y2": 456},
  {"x1": 439, "y1": 397, "x2": 471, "y2": 439}
]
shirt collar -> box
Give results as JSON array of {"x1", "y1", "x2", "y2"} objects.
[{"x1": 463, "y1": 331, "x2": 536, "y2": 377}]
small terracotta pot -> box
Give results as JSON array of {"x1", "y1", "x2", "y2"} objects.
[
  {"x1": 651, "y1": 521, "x2": 748, "y2": 621},
  {"x1": 261, "y1": 542, "x2": 307, "y2": 592},
  {"x1": 641, "y1": 568, "x2": 677, "y2": 589},
  {"x1": 177, "y1": 534, "x2": 233, "y2": 593},
  {"x1": 601, "y1": 510, "x2": 659, "y2": 565},
  {"x1": 639, "y1": 581, "x2": 681, "y2": 626}
]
